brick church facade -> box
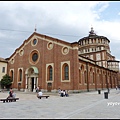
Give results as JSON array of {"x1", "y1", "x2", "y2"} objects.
[{"x1": 6, "y1": 28, "x2": 119, "y2": 93}]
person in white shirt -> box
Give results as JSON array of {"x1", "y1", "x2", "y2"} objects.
[
  {"x1": 12, "y1": 91, "x2": 16, "y2": 98},
  {"x1": 60, "y1": 90, "x2": 64, "y2": 97},
  {"x1": 63, "y1": 90, "x2": 66, "y2": 96},
  {"x1": 37, "y1": 89, "x2": 43, "y2": 98}
]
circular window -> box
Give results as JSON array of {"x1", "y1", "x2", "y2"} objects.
[
  {"x1": 32, "y1": 53, "x2": 38, "y2": 62},
  {"x1": 47, "y1": 42, "x2": 53, "y2": 50},
  {"x1": 33, "y1": 39, "x2": 37, "y2": 45},
  {"x1": 29, "y1": 50, "x2": 40, "y2": 65},
  {"x1": 31, "y1": 38, "x2": 38, "y2": 46},
  {"x1": 63, "y1": 48, "x2": 68, "y2": 53},
  {"x1": 11, "y1": 58, "x2": 14, "y2": 64},
  {"x1": 19, "y1": 49, "x2": 24, "y2": 56},
  {"x1": 62, "y1": 47, "x2": 69, "y2": 55}
]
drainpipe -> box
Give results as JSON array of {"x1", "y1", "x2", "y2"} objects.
[
  {"x1": 110, "y1": 71, "x2": 112, "y2": 88},
  {"x1": 106, "y1": 70, "x2": 107, "y2": 89},
  {"x1": 86, "y1": 62, "x2": 89, "y2": 92},
  {"x1": 106, "y1": 70, "x2": 109, "y2": 93}
]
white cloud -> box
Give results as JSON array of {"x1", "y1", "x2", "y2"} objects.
[
  {"x1": 96, "y1": 2, "x2": 109, "y2": 12},
  {"x1": 93, "y1": 21, "x2": 120, "y2": 43},
  {"x1": 118, "y1": 12, "x2": 120, "y2": 15},
  {"x1": 0, "y1": 1, "x2": 120, "y2": 61}
]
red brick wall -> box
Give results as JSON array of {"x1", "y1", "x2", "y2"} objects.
[{"x1": 7, "y1": 33, "x2": 118, "y2": 92}]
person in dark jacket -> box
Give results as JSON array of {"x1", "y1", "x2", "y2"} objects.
[{"x1": 7, "y1": 88, "x2": 13, "y2": 99}]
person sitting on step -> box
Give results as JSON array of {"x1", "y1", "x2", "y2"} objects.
[{"x1": 37, "y1": 89, "x2": 43, "y2": 98}]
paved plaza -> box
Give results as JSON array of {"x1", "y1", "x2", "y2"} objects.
[{"x1": 0, "y1": 88, "x2": 120, "y2": 119}]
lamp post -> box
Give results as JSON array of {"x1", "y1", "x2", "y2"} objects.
[{"x1": 107, "y1": 80, "x2": 109, "y2": 93}]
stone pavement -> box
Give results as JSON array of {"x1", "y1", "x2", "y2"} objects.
[{"x1": 0, "y1": 88, "x2": 120, "y2": 119}]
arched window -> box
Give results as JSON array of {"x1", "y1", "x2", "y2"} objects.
[
  {"x1": 79, "y1": 69, "x2": 81, "y2": 83},
  {"x1": 62, "y1": 63, "x2": 69, "y2": 80},
  {"x1": 84, "y1": 71, "x2": 87, "y2": 83},
  {"x1": 97, "y1": 69, "x2": 100, "y2": 84},
  {"x1": 90, "y1": 68, "x2": 93, "y2": 84},
  {"x1": 93, "y1": 72, "x2": 95, "y2": 83},
  {"x1": 19, "y1": 69, "x2": 22, "y2": 81},
  {"x1": 80, "y1": 65, "x2": 84, "y2": 84},
  {"x1": 10, "y1": 70, "x2": 14, "y2": 82},
  {"x1": 47, "y1": 65, "x2": 53, "y2": 81},
  {"x1": 65, "y1": 65, "x2": 69, "y2": 80}
]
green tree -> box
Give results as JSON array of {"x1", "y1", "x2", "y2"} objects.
[{"x1": 1, "y1": 74, "x2": 12, "y2": 89}]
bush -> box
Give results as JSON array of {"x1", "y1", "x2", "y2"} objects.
[{"x1": 1, "y1": 74, "x2": 12, "y2": 89}]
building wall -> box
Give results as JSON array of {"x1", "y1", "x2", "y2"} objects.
[
  {"x1": 0, "y1": 60, "x2": 7, "y2": 89},
  {"x1": 77, "y1": 57, "x2": 118, "y2": 92},
  {"x1": 7, "y1": 33, "x2": 80, "y2": 92},
  {"x1": 6, "y1": 32, "x2": 119, "y2": 93},
  {"x1": 78, "y1": 27, "x2": 119, "y2": 71},
  {"x1": 0, "y1": 61, "x2": 7, "y2": 80}
]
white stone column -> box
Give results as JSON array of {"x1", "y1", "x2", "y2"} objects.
[
  {"x1": 37, "y1": 77, "x2": 38, "y2": 87},
  {"x1": 29, "y1": 78, "x2": 31, "y2": 92},
  {"x1": 24, "y1": 75, "x2": 28, "y2": 92}
]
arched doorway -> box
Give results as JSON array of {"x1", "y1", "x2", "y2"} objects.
[{"x1": 25, "y1": 66, "x2": 39, "y2": 92}]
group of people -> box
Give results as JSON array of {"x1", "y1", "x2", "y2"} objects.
[
  {"x1": 7, "y1": 87, "x2": 69, "y2": 98},
  {"x1": 7, "y1": 88, "x2": 16, "y2": 99},
  {"x1": 7, "y1": 87, "x2": 41, "y2": 99},
  {"x1": 58, "y1": 88, "x2": 69, "y2": 97},
  {"x1": 116, "y1": 85, "x2": 120, "y2": 90}
]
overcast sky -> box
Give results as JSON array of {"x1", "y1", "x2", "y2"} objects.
[{"x1": 0, "y1": 1, "x2": 120, "y2": 62}]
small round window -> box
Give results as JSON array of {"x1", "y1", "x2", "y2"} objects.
[
  {"x1": 19, "y1": 49, "x2": 24, "y2": 56},
  {"x1": 11, "y1": 58, "x2": 14, "y2": 64},
  {"x1": 62, "y1": 47, "x2": 69, "y2": 55},
  {"x1": 33, "y1": 39, "x2": 37, "y2": 45},
  {"x1": 47, "y1": 42, "x2": 53, "y2": 50}
]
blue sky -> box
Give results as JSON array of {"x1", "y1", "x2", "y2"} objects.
[
  {"x1": 0, "y1": 1, "x2": 120, "y2": 63},
  {"x1": 96, "y1": 2, "x2": 120, "y2": 21}
]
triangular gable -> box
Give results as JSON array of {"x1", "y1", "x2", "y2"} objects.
[{"x1": 7, "y1": 32, "x2": 78, "y2": 60}]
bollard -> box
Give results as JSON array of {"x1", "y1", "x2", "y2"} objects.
[
  {"x1": 104, "y1": 92, "x2": 108, "y2": 99},
  {"x1": 98, "y1": 90, "x2": 101, "y2": 94}
]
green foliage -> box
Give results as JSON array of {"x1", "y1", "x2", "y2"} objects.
[{"x1": 1, "y1": 74, "x2": 12, "y2": 89}]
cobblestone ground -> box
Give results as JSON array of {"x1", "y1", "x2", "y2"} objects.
[{"x1": 0, "y1": 88, "x2": 120, "y2": 119}]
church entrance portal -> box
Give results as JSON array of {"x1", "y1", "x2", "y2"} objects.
[{"x1": 25, "y1": 66, "x2": 39, "y2": 92}]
